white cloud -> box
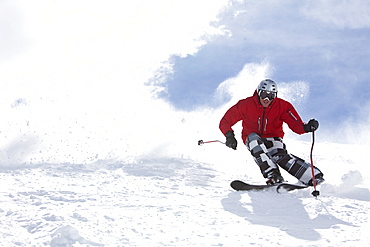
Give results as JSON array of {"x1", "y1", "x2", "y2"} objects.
[
  {"x1": 302, "y1": 0, "x2": 370, "y2": 29},
  {"x1": 0, "y1": 0, "x2": 231, "y2": 164}
]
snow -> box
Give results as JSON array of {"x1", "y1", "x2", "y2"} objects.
[{"x1": 1, "y1": 139, "x2": 370, "y2": 246}]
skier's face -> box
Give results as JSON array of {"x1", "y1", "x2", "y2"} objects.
[
  {"x1": 258, "y1": 89, "x2": 276, "y2": 107},
  {"x1": 260, "y1": 97, "x2": 272, "y2": 107},
  {"x1": 259, "y1": 90, "x2": 276, "y2": 101}
]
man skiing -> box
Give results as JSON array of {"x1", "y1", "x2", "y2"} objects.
[{"x1": 219, "y1": 79, "x2": 324, "y2": 186}]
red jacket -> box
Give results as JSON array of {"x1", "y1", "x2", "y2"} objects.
[{"x1": 219, "y1": 91, "x2": 306, "y2": 143}]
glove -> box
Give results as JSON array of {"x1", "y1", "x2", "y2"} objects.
[
  {"x1": 303, "y1": 119, "x2": 319, "y2": 132},
  {"x1": 225, "y1": 130, "x2": 237, "y2": 150}
]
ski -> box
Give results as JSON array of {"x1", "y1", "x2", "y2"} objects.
[{"x1": 230, "y1": 180, "x2": 308, "y2": 193}]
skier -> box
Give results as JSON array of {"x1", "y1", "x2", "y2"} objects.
[{"x1": 219, "y1": 79, "x2": 324, "y2": 186}]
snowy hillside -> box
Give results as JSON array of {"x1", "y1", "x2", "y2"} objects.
[{"x1": 1, "y1": 136, "x2": 370, "y2": 246}]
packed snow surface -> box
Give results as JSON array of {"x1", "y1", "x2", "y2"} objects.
[{"x1": 1, "y1": 140, "x2": 369, "y2": 246}]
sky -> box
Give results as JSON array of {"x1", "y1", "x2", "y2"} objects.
[
  {"x1": 1, "y1": 0, "x2": 370, "y2": 165},
  {"x1": 162, "y1": 1, "x2": 370, "y2": 120}
]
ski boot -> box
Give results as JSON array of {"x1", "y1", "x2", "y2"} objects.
[
  {"x1": 266, "y1": 169, "x2": 284, "y2": 185},
  {"x1": 307, "y1": 174, "x2": 325, "y2": 186}
]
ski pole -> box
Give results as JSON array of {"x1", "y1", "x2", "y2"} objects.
[
  {"x1": 198, "y1": 140, "x2": 225, "y2": 145},
  {"x1": 310, "y1": 131, "x2": 320, "y2": 197}
]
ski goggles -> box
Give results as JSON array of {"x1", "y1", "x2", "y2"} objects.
[{"x1": 258, "y1": 90, "x2": 277, "y2": 101}]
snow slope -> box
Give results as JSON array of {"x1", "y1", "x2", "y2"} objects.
[{"x1": 1, "y1": 139, "x2": 370, "y2": 246}]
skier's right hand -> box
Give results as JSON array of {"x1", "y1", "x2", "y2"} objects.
[{"x1": 225, "y1": 131, "x2": 237, "y2": 150}]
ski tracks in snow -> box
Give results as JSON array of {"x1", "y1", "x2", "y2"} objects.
[{"x1": 0, "y1": 160, "x2": 370, "y2": 246}]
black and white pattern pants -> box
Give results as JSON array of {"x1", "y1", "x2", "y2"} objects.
[{"x1": 246, "y1": 132, "x2": 323, "y2": 185}]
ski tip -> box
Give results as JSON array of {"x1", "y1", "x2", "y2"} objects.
[{"x1": 230, "y1": 180, "x2": 244, "y2": 191}]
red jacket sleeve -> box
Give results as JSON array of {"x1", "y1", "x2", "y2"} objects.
[
  {"x1": 281, "y1": 105, "x2": 306, "y2": 135},
  {"x1": 219, "y1": 101, "x2": 243, "y2": 136}
]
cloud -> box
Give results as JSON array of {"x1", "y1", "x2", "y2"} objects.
[
  {"x1": 0, "y1": 0, "x2": 231, "y2": 164},
  {"x1": 0, "y1": 1, "x2": 29, "y2": 61},
  {"x1": 302, "y1": 0, "x2": 370, "y2": 29}
]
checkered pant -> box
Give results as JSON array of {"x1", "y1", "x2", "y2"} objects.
[{"x1": 246, "y1": 133, "x2": 322, "y2": 185}]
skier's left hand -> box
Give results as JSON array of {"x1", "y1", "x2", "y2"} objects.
[{"x1": 303, "y1": 119, "x2": 319, "y2": 132}]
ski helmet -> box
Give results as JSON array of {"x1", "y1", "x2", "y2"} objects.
[
  {"x1": 257, "y1": 79, "x2": 278, "y2": 93},
  {"x1": 257, "y1": 79, "x2": 278, "y2": 100}
]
